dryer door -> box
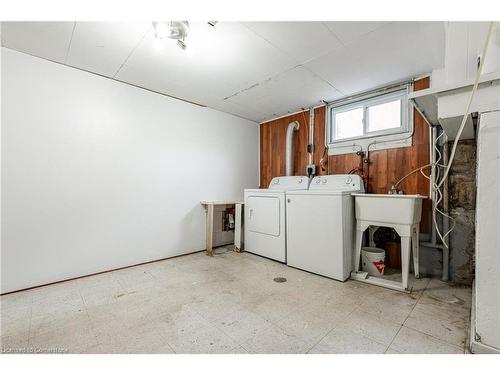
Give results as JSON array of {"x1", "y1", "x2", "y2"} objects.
[{"x1": 246, "y1": 195, "x2": 280, "y2": 236}]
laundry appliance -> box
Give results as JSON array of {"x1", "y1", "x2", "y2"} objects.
[
  {"x1": 244, "y1": 176, "x2": 309, "y2": 262},
  {"x1": 285, "y1": 174, "x2": 364, "y2": 280}
]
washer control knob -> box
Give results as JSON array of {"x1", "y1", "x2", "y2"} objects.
[
  {"x1": 346, "y1": 176, "x2": 353, "y2": 184},
  {"x1": 315, "y1": 178, "x2": 321, "y2": 184}
]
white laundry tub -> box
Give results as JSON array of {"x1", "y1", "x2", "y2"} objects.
[{"x1": 352, "y1": 193, "x2": 426, "y2": 225}]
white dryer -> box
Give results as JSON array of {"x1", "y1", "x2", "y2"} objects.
[
  {"x1": 244, "y1": 176, "x2": 309, "y2": 262},
  {"x1": 285, "y1": 174, "x2": 364, "y2": 281}
]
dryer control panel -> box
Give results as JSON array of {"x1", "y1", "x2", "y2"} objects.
[
  {"x1": 309, "y1": 174, "x2": 364, "y2": 192},
  {"x1": 268, "y1": 176, "x2": 310, "y2": 191}
]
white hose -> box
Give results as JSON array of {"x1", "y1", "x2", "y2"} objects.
[{"x1": 437, "y1": 22, "x2": 495, "y2": 189}]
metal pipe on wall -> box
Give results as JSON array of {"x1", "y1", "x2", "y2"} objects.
[
  {"x1": 442, "y1": 140, "x2": 450, "y2": 281},
  {"x1": 430, "y1": 126, "x2": 437, "y2": 245},
  {"x1": 309, "y1": 108, "x2": 314, "y2": 165},
  {"x1": 285, "y1": 121, "x2": 299, "y2": 176}
]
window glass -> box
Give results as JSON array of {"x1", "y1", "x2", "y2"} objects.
[
  {"x1": 334, "y1": 107, "x2": 364, "y2": 140},
  {"x1": 367, "y1": 99, "x2": 401, "y2": 132}
]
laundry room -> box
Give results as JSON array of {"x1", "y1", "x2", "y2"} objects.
[{"x1": 1, "y1": 1, "x2": 500, "y2": 373}]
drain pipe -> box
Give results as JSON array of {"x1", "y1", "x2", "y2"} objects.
[
  {"x1": 430, "y1": 126, "x2": 438, "y2": 245},
  {"x1": 285, "y1": 121, "x2": 300, "y2": 176},
  {"x1": 309, "y1": 108, "x2": 314, "y2": 165},
  {"x1": 442, "y1": 140, "x2": 450, "y2": 281}
]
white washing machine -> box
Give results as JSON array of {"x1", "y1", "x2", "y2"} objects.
[
  {"x1": 285, "y1": 174, "x2": 364, "y2": 281},
  {"x1": 244, "y1": 176, "x2": 309, "y2": 262}
]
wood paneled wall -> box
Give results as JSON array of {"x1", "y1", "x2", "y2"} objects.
[{"x1": 259, "y1": 77, "x2": 431, "y2": 231}]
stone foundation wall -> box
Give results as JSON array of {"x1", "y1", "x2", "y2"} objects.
[{"x1": 448, "y1": 139, "x2": 476, "y2": 285}]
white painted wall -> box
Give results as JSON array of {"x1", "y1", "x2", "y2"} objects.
[
  {"x1": 1, "y1": 48, "x2": 259, "y2": 293},
  {"x1": 474, "y1": 110, "x2": 500, "y2": 353}
]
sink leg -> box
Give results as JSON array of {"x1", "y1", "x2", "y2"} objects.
[
  {"x1": 412, "y1": 226, "x2": 420, "y2": 279},
  {"x1": 401, "y1": 236, "x2": 411, "y2": 290},
  {"x1": 354, "y1": 229, "x2": 363, "y2": 272}
]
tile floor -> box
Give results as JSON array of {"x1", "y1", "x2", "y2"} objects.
[{"x1": 0, "y1": 248, "x2": 471, "y2": 354}]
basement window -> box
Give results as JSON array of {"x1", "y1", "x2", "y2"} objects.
[{"x1": 327, "y1": 86, "x2": 413, "y2": 154}]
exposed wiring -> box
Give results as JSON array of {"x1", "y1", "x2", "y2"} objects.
[
  {"x1": 437, "y1": 22, "x2": 494, "y2": 189},
  {"x1": 394, "y1": 24, "x2": 493, "y2": 248},
  {"x1": 431, "y1": 22, "x2": 494, "y2": 248}
]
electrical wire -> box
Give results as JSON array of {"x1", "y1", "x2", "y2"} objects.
[
  {"x1": 394, "y1": 23, "x2": 494, "y2": 249},
  {"x1": 430, "y1": 22, "x2": 494, "y2": 247},
  {"x1": 437, "y1": 22, "x2": 495, "y2": 189}
]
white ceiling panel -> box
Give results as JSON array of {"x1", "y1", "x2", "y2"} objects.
[
  {"x1": 2, "y1": 21, "x2": 446, "y2": 123},
  {"x1": 210, "y1": 100, "x2": 268, "y2": 122},
  {"x1": 243, "y1": 22, "x2": 343, "y2": 64},
  {"x1": 323, "y1": 21, "x2": 390, "y2": 45},
  {"x1": 115, "y1": 22, "x2": 297, "y2": 105},
  {"x1": 66, "y1": 22, "x2": 150, "y2": 77},
  {"x1": 226, "y1": 66, "x2": 343, "y2": 121},
  {"x1": 1, "y1": 21, "x2": 74, "y2": 63},
  {"x1": 305, "y1": 22, "x2": 445, "y2": 96},
  {"x1": 228, "y1": 66, "x2": 341, "y2": 106}
]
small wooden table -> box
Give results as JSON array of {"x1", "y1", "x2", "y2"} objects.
[{"x1": 200, "y1": 200, "x2": 243, "y2": 256}]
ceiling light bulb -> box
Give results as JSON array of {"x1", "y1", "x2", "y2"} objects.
[{"x1": 153, "y1": 22, "x2": 170, "y2": 39}]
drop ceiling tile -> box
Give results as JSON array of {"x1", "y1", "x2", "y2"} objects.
[
  {"x1": 323, "y1": 21, "x2": 390, "y2": 45},
  {"x1": 305, "y1": 22, "x2": 445, "y2": 96},
  {"x1": 115, "y1": 22, "x2": 297, "y2": 105},
  {"x1": 227, "y1": 66, "x2": 342, "y2": 121},
  {"x1": 1, "y1": 21, "x2": 74, "y2": 63},
  {"x1": 243, "y1": 21, "x2": 343, "y2": 63},
  {"x1": 66, "y1": 22, "x2": 150, "y2": 77},
  {"x1": 210, "y1": 100, "x2": 264, "y2": 122}
]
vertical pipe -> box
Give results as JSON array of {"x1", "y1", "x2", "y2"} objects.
[
  {"x1": 430, "y1": 126, "x2": 437, "y2": 245},
  {"x1": 285, "y1": 121, "x2": 299, "y2": 176},
  {"x1": 309, "y1": 108, "x2": 314, "y2": 165},
  {"x1": 442, "y1": 139, "x2": 450, "y2": 281}
]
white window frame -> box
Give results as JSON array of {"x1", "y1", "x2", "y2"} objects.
[{"x1": 327, "y1": 85, "x2": 413, "y2": 155}]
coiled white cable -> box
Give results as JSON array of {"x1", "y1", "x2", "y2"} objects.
[{"x1": 437, "y1": 22, "x2": 495, "y2": 189}]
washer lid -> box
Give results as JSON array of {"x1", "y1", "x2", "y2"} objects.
[
  {"x1": 309, "y1": 174, "x2": 364, "y2": 192},
  {"x1": 268, "y1": 176, "x2": 309, "y2": 191}
]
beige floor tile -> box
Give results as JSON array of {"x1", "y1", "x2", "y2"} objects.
[
  {"x1": 30, "y1": 291, "x2": 85, "y2": 317},
  {"x1": 274, "y1": 308, "x2": 338, "y2": 347},
  {"x1": 1, "y1": 316, "x2": 31, "y2": 352},
  {"x1": 153, "y1": 303, "x2": 209, "y2": 336},
  {"x1": 30, "y1": 310, "x2": 89, "y2": 338},
  {"x1": 404, "y1": 301, "x2": 469, "y2": 347},
  {"x1": 0, "y1": 291, "x2": 34, "y2": 313},
  {"x1": 164, "y1": 323, "x2": 239, "y2": 354},
  {"x1": 0, "y1": 252, "x2": 472, "y2": 354},
  {"x1": 28, "y1": 316, "x2": 98, "y2": 353},
  {"x1": 303, "y1": 293, "x2": 360, "y2": 322},
  {"x1": 92, "y1": 321, "x2": 172, "y2": 354},
  {"x1": 389, "y1": 326, "x2": 464, "y2": 354},
  {"x1": 308, "y1": 326, "x2": 387, "y2": 354},
  {"x1": 357, "y1": 288, "x2": 419, "y2": 325},
  {"x1": 1, "y1": 334, "x2": 30, "y2": 353},
  {"x1": 425, "y1": 279, "x2": 472, "y2": 305},
  {"x1": 214, "y1": 308, "x2": 274, "y2": 343},
  {"x1": 341, "y1": 308, "x2": 402, "y2": 345},
  {"x1": 241, "y1": 324, "x2": 309, "y2": 354}
]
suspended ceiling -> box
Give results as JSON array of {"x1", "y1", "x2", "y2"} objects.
[{"x1": 1, "y1": 21, "x2": 446, "y2": 123}]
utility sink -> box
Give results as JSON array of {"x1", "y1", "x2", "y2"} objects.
[{"x1": 351, "y1": 193, "x2": 427, "y2": 225}]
